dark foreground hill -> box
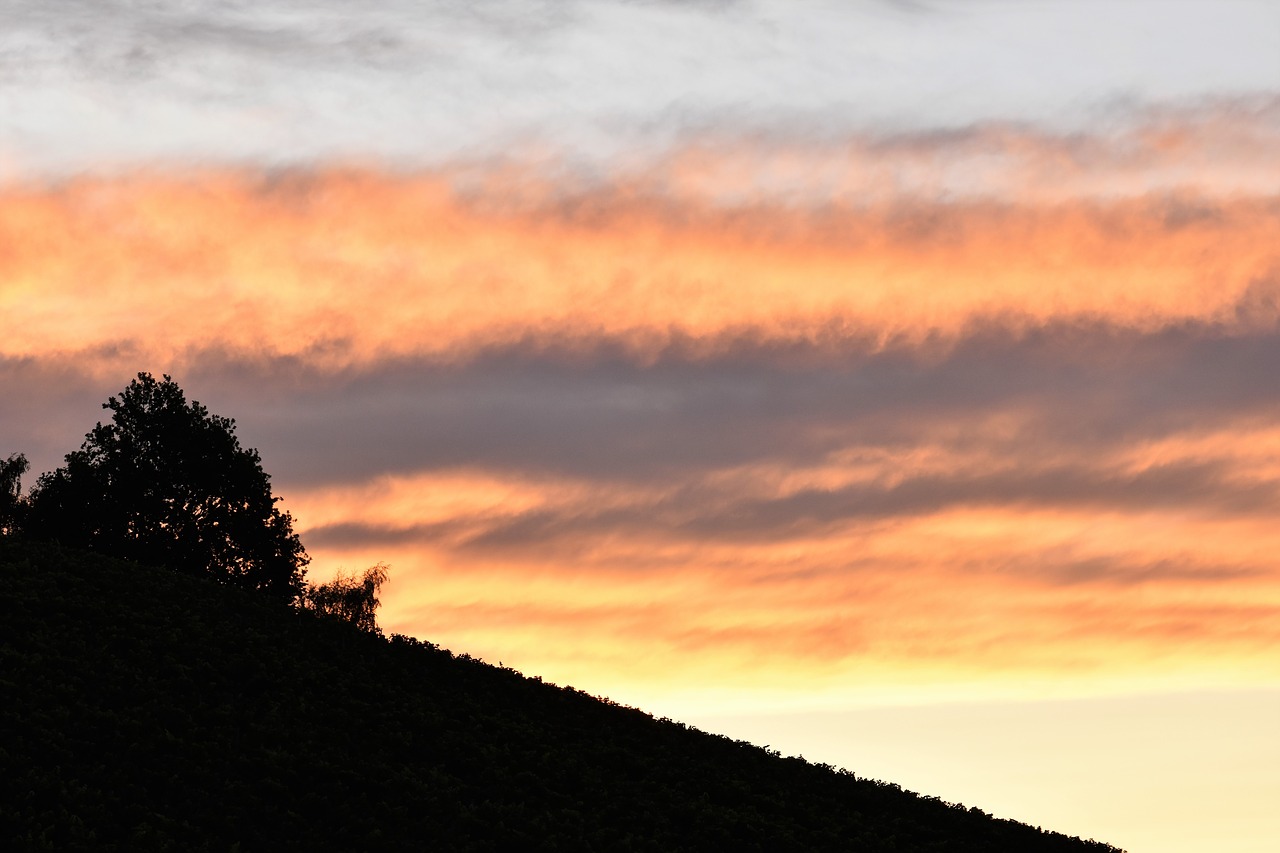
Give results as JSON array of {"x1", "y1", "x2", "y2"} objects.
[{"x1": 1, "y1": 542, "x2": 1121, "y2": 852}]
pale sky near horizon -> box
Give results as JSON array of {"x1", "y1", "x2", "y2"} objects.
[{"x1": 4, "y1": 3, "x2": 1280, "y2": 851}]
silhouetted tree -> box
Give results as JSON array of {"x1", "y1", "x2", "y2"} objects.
[
  {"x1": 0, "y1": 452, "x2": 28, "y2": 536},
  {"x1": 302, "y1": 563, "x2": 390, "y2": 634},
  {"x1": 24, "y1": 373, "x2": 308, "y2": 603}
]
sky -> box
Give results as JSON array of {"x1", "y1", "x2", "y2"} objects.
[{"x1": 3, "y1": 1, "x2": 1279, "y2": 850}]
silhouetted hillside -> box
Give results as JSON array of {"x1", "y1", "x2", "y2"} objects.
[{"x1": 1, "y1": 542, "x2": 1121, "y2": 851}]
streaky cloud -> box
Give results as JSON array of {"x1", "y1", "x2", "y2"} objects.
[
  {"x1": 300, "y1": 458, "x2": 1279, "y2": 552},
  {"x1": 4, "y1": 170, "x2": 1280, "y2": 370},
  {"x1": 11, "y1": 315, "x2": 1280, "y2": 488},
  {"x1": 3, "y1": 1, "x2": 1278, "y2": 174}
]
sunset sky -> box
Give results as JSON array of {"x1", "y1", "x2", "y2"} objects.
[{"x1": 3, "y1": 2, "x2": 1280, "y2": 850}]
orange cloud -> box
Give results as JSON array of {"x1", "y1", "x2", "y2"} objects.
[{"x1": 3, "y1": 168, "x2": 1279, "y2": 374}]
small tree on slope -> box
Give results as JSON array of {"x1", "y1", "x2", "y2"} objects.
[
  {"x1": 24, "y1": 373, "x2": 308, "y2": 604},
  {"x1": 0, "y1": 452, "x2": 28, "y2": 536},
  {"x1": 302, "y1": 563, "x2": 391, "y2": 634}
]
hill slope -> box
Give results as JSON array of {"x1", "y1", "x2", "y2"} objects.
[{"x1": 1, "y1": 542, "x2": 1121, "y2": 851}]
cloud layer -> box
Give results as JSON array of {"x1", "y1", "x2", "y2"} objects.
[
  {"x1": 4, "y1": 112, "x2": 1279, "y2": 704},
  {"x1": 4, "y1": 1, "x2": 1279, "y2": 174}
]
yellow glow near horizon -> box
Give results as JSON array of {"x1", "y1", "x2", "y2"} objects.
[{"x1": 301, "y1": 485, "x2": 1280, "y2": 712}]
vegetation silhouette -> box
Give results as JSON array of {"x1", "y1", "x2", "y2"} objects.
[
  {"x1": 19, "y1": 373, "x2": 308, "y2": 604},
  {"x1": 0, "y1": 376, "x2": 1124, "y2": 850},
  {"x1": 1, "y1": 541, "x2": 1124, "y2": 851},
  {"x1": 0, "y1": 452, "x2": 26, "y2": 536},
  {"x1": 301, "y1": 562, "x2": 391, "y2": 634}
]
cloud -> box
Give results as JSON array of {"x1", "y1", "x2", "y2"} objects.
[
  {"x1": 634, "y1": 98, "x2": 1280, "y2": 205},
  {"x1": 0, "y1": 352, "x2": 144, "y2": 476},
  {"x1": 299, "y1": 456, "x2": 1279, "y2": 553},
  {"x1": 3, "y1": 1, "x2": 1278, "y2": 174},
  {"x1": 4, "y1": 168, "x2": 1280, "y2": 376},
  {"x1": 195, "y1": 320, "x2": 1280, "y2": 485},
  {"x1": 359, "y1": 525, "x2": 1280, "y2": 699},
  {"x1": 12, "y1": 314, "x2": 1280, "y2": 487}
]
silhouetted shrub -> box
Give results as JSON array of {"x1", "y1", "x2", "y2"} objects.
[
  {"x1": 302, "y1": 563, "x2": 390, "y2": 633},
  {"x1": 0, "y1": 452, "x2": 27, "y2": 536}
]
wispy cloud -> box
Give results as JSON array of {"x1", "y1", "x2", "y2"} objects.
[{"x1": 4, "y1": 1, "x2": 1278, "y2": 175}]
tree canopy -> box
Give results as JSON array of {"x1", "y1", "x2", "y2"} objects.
[{"x1": 23, "y1": 373, "x2": 308, "y2": 603}]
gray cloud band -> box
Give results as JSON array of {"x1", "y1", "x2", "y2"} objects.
[
  {"x1": 226, "y1": 317, "x2": 1280, "y2": 482},
  {"x1": 6, "y1": 316, "x2": 1280, "y2": 523}
]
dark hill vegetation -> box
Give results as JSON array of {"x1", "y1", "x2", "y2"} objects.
[{"x1": 2, "y1": 541, "x2": 1121, "y2": 852}]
